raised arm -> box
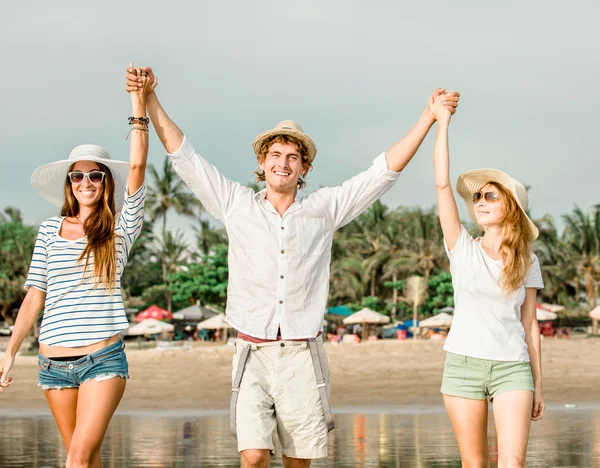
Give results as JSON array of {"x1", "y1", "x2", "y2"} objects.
[
  {"x1": 126, "y1": 66, "x2": 183, "y2": 154},
  {"x1": 385, "y1": 89, "x2": 459, "y2": 172},
  {"x1": 431, "y1": 93, "x2": 462, "y2": 250},
  {"x1": 125, "y1": 66, "x2": 247, "y2": 224},
  {"x1": 127, "y1": 65, "x2": 155, "y2": 193}
]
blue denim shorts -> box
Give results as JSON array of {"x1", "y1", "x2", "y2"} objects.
[{"x1": 38, "y1": 340, "x2": 129, "y2": 390}]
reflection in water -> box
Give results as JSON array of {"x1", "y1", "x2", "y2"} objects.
[{"x1": 0, "y1": 408, "x2": 597, "y2": 467}]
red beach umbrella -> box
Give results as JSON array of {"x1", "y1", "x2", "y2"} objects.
[{"x1": 135, "y1": 305, "x2": 172, "y2": 322}]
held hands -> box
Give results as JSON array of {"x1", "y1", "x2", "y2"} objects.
[
  {"x1": 0, "y1": 354, "x2": 14, "y2": 393},
  {"x1": 428, "y1": 88, "x2": 460, "y2": 124},
  {"x1": 531, "y1": 388, "x2": 546, "y2": 421},
  {"x1": 126, "y1": 63, "x2": 157, "y2": 99}
]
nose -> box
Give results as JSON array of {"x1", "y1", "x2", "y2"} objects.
[{"x1": 80, "y1": 176, "x2": 94, "y2": 188}]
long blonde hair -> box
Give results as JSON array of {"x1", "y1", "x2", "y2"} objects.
[
  {"x1": 492, "y1": 182, "x2": 533, "y2": 294},
  {"x1": 61, "y1": 162, "x2": 117, "y2": 290}
]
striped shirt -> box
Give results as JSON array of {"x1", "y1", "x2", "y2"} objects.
[{"x1": 25, "y1": 184, "x2": 146, "y2": 347}]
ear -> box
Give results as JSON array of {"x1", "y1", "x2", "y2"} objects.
[{"x1": 258, "y1": 156, "x2": 265, "y2": 172}]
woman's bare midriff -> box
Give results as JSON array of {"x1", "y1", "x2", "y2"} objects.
[{"x1": 39, "y1": 334, "x2": 121, "y2": 358}]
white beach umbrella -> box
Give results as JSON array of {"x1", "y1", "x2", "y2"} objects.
[
  {"x1": 196, "y1": 313, "x2": 232, "y2": 330},
  {"x1": 536, "y1": 307, "x2": 557, "y2": 321},
  {"x1": 420, "y1": 312, "x2": 453, "y2": 328},
  {"x1": 125, "y1": 318, "x2": 174, "y2": 336},
  {"x1": 342, "y1": 308, "x2": 390, "y2": 325}
]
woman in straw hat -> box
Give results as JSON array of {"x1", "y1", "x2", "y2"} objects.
[
  {"x1": 0, "y1": 66, "x2": 155, "y2": 466},
  {"x1": 430, "y1": 95, "x2": 545, "y2": 467}
]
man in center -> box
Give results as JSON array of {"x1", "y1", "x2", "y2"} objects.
[{"x1": 126, "y1": 67, "x2": 458, "y2": 468}]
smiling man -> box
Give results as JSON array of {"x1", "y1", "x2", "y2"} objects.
[{"x1": 126, "y1": 66, "x2": 459, "y2": 468}]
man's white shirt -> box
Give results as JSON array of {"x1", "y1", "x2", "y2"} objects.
[{"x1": 169, "y1": 136, "x2": 400, "y2": 339}]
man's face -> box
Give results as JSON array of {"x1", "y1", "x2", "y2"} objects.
[{"x1": 260, "y1": 142, "x2": 305, "y2": 194}]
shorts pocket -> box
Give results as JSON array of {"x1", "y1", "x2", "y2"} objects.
[{"x1": 442, "y1": 353, "x2": 467, "y2": 387}]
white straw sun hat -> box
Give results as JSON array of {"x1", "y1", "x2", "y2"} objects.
[
  {"x1": 31, "y1": 144, "x2": 130, "y2": 209},
  {"x1": 456, "y1": 168, "x2": 539, "y2": 242},
  {"x1": 252, "y1": 120, "x2": 317, "y2": 163}
]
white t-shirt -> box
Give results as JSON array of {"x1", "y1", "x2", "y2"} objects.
[{"x1": 443, "y1": 226, "x2": 544, "y2": 362}]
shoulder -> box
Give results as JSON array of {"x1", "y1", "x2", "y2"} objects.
[{"x1": 40, "y1": 216, "x2": 63, "y2": 233}]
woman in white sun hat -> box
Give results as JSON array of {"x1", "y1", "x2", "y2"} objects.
[
  {"x1": 430, "y1": 94, "x2": 545, "y2": 467},
  {"x1": 0, "y1": 66, "x2": 155, "y2": 467}
]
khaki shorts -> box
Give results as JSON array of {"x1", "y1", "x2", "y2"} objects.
[
  {"x1": 441, "y1": 352, "x2": 534, "y2": 401},
  {"x1": 232, "y1": 335, "x2": 330, "y2": 459}
]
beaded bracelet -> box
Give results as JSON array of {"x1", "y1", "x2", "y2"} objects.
[
  {"x1": 128, "y1": 116, "x2": 150, "y2": 125},
  {"x1": 126, "y1": 124, "x2": 149, "y2": 140}
]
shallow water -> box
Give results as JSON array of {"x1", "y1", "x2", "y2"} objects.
[{"x1": 0, "y1": 405, "x2": 598, "y2": 467}]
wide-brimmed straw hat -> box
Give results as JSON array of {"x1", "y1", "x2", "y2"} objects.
[
  {"x1": 252, "y1": 120, "x2": 317, "y2": 163},
  {"x1": 31, "y1": 144, "x2": 130, "y2": 209},
  {"x1": 457, "y1": 168, "x2": 539, "y2": 241}
]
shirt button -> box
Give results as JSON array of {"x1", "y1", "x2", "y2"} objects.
[
  {"x1": 280, "y1": 250, "x2": 285, "y2": 254},
  {"x1": 279, "y1": 300, "x2": 283, "y2": 304},
  {"x1": 280, "y1": 275, "x2": 284, "y2": 279},
  {"x1": 281, "y1": 226, "x2": 285, "y2": 230},
  {"x1": 280, "y1": 343, "x2": 285, "y2": 347}
]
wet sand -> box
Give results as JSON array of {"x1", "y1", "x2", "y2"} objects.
[{"x1": 0, "y1": 338, "x2": 597, "y2": 411}]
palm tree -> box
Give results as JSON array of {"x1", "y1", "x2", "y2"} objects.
[
  {"x1": 193, "y1": 219, "x2": 228, "y2": 257},
  {"x1": 562, "y1": 205, "x2": 600, "y2": 332},
  {"x1": 146, "y1": 156, "x2": 200, "y2": 309},
  {"x1": 534, "y1": 215, "x2": 576, "y2": 304},
  {"x1": 146, "y1": 156, "x2": 200, "y2": 237},
  {"x1": 150, "y1": 230, "x2": 190, "y2": 311}
]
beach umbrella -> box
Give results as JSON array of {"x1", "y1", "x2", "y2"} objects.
[
  {"x1": 135, "y1": 305, "x2": 172, "y2": 322},
  {"x1": 342, "y1": 308, "x2": 390, "y2": 325},
  {"x1": 343, "y1": 308, "x2": 390, "y2": 341},
  {"x1": 196, "y1": 313, "x2": 232, "y2": 330},
  {"x1": 327, "y1": 305, "x2": 354, "y2": 317},
  {"x1": 173, "y1": 303, "x2": 221, "y2": 321},
  {"x1": 536, "y1": 305, "x2": 557, "y2": 321},
  {"x1": 540, "y1": 303, "x2": 565, "y2": 313},
  {"x1": 589, "y1": 306, "x2": 600, "y2": 321},
  {"x1": 420, "y1": 312, "x2": 453, "y2": 328},
  {"x1": 126, "y1": 318, "x2": 174, "y2": 336}
]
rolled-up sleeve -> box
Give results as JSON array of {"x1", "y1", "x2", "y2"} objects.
[
  {"x1": 169, "y1": 136, "x2": 248, "y2": 224},
  {"x1": 319, "y1": 153, "x2": 401, "y2": 230}
]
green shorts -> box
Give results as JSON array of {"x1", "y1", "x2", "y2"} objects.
[{"x1": 441, "y1": 352, "x2": 534, "y2": 401}]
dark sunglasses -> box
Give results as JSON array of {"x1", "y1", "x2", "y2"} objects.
[
  {"x1": 68, "y1": 171, "x2": 105, "y2": 184},
  {"x1": 472, "y1": 191, "x2": 500, "y2": 203}
]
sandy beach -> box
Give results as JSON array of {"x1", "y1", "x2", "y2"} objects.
[{"x1": 0, "y1": 338, "x2": 597, "y2": 411}]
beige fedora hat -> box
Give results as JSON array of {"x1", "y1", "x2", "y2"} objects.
[
  {"x1": 31, "y1": 144, "x2": 130, "y2": 209},
  {"x1": 456, "y1": 168, "x2": 539, "y2": 241},
  {"x1": 252, "y1": 120, "x2": 317, "y2": 163}
]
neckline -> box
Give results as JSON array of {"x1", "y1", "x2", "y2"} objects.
[
  {"x1": 475, "y1": 237, "x2": 503, "y2": 263},
  {"x1": 56, "y1": 217, "x2": 87, "y2": 243}
]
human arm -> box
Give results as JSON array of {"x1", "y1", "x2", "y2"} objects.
[
  {"x1": 385, "y1": 89, "x2": 459, "y2": 172},
  {"x1": 125, "y1": 66, "x2": 183, "y2": 154},
  {"x1": 431, "y1": 93, "x2": 462, "y2": 251},
  {"x1": 521, "y1": 287, "x2": 545, "y2": 421},
  {"x1": 127, "y1": 65, "x2": 155, "y2": 194},
  {"x1": 0, "y1": 287, "x2": 46, "y2": 391}
]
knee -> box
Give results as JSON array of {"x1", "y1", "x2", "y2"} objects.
[
  {"x1": 241, "y1": 449, "x2": 270, "y2": 468},
  {"x1": 498, "y1": 456, "x2": 526, "y2": 468},
  {"x1": 462, "y1": 459, "x2": 489, "y2": 468},
  {"x1": 66, "y1": 445, "x2": 98, "y2": 468}
]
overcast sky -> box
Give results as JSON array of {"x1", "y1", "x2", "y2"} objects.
[{"x1": 2, "y1": 1, "x2": 598, "y2": 238}]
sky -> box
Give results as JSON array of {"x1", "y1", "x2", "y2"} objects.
[{"x1": 1, "y1": 1, "x2": 598, "y2": 240}]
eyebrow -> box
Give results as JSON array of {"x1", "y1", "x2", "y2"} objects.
[{"x1": 268, "y1": 151, "x2": 300, "y2": 157}]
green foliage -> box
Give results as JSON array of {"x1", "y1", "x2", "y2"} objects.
[
  {"x1": 0, "y1": 208, "x2": 37, "y2": 323},
  {"x1": 168, "y1": 243, "x2": 229, "y2": 310},
  {"x1": 140, "y1": 284, "x2": 169, "y2": 309}
]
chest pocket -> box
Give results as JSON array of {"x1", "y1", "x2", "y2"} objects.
[{"x1": 301, "y1": 218, "x2": 328, "y2": 256}]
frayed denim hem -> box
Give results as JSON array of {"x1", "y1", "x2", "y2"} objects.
[{"x1": 81, "y1": 373, "x2": 129, "y2": 384}]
